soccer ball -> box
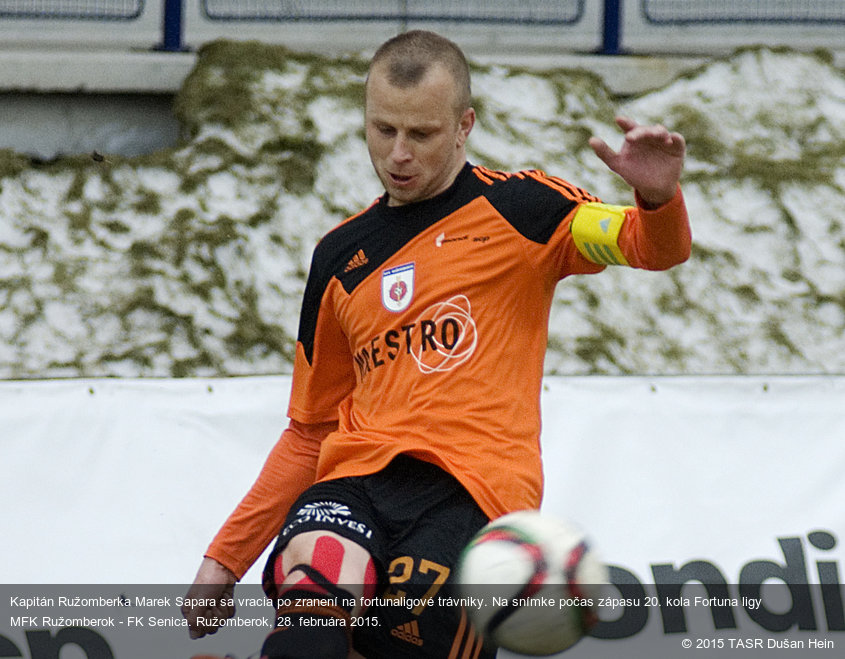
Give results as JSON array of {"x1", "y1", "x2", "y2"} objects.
[{"x1": 456, "y1": 510, "x2": 607, "y2": 656}]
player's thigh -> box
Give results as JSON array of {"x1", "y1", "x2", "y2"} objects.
[
  {"x1": 353, "y1": 456, "x2": 495, "y2": 658},
  {"x1": 279, "y1": 530, "x2": 375, "y2": 611},
  {"x1": 262, "y1": 477, "x2": 384, "y2": 611},
  {"x1": 372, "y1": 515, "x2": 493, "y2": 657}
]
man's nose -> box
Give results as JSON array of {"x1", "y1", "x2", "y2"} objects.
[{"x1": 390, "y1": 135, "x2": 412, "y2": 162}]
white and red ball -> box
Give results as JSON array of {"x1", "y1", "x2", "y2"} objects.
[{"x1": 456, "y1": 510, "x2": 607, "y2": 656}]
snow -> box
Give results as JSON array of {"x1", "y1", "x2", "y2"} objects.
[{"x1": 0, "y1": 44, "x2": 842, "y2": 378}]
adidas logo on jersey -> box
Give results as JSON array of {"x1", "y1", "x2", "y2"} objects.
[
  {"x1": 391, "y1": 620, "x2": 423, "y2": 646},
  {"x1": 344, "y1": 249, "x2": 369, "y2": 272}
]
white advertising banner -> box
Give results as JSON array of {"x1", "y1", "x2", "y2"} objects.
[
  {"x1": 1, "y1": 375, "x2": 843, "y2": 657},
  {"x1": 538, "y1": 376, "x2": 845, "y2": 657}
]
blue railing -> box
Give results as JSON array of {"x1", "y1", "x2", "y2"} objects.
[{"x1": 160, "y1": 0, "x2": 183, "y2": 51}]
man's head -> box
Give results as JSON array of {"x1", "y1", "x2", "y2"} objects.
[
  {"x1": 365, "y1": 31, "x2": 475, "y2": 206},
  {"x1": 370, "y1": 30, "x2": 471, "y2": 117}
]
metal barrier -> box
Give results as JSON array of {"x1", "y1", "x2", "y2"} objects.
[
  {"x1": 641, "y1": 0, "x2": 845, "y2": 24},
  {"x1": 0, "y1": 0, "x2": 160, "y2": 48},
  {"x1": 625, "y1": 0, "x2": 845, "y2": 54},
  {"x1": 0, "y1": 0, "x2": 842, "y2": 53},
  {"x1": 0, "y1": 0, "x2": 144, "y2": 20},
  {"x1": 200, "y1": 0, "x2": 584, "y2": 24}
]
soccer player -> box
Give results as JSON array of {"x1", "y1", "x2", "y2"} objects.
[{"x1": 182, "y1": 30, "x2": 691, "y2": 658}]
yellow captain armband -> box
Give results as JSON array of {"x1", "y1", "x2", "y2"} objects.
[{"x1": 570, "y1": 202, "x2": 630, "y2": 266}]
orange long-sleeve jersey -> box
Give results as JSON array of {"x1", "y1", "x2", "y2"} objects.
[{"x1": 207, "y1": 163, "x2": 691, "y2": 578}]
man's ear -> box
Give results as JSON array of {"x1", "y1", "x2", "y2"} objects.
[{"x1": 457, "y1": 107, "x2": 476, "y2": 147}]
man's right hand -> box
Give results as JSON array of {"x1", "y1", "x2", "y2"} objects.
[{"x1": 181, "y1": 557, "x2": 237, "y2": 639}]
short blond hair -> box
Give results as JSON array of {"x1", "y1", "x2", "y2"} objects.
[{"x1": 369, "y1": 30, "x2": 471, "y2": 115}]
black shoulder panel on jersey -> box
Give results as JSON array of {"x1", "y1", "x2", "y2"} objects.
[
  {"x1": 296, "y1": 245, "x2": 335, "y2": 367},
  {"x1": 478, "y1": 170, "x2": 580, "y2": 245},
  {"x1": 297, "y1": 165, "x2": 486, "y2": 363}
]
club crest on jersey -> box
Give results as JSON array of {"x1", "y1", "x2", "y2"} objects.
[{"x1": 382, "y1": 263, "x2": 415, "y2": 313}]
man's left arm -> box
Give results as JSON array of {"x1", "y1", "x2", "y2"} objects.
[{"x1": 581, "y1": 115, "x2": 692, "y2": 270}]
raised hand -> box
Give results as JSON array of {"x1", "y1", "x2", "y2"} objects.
[{"x1": 589, "y1": 116, "x2": 685, "y2": 207}]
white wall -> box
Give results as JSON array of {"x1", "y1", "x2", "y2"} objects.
[
  {"x1": 620, "y1": 0, "x2": 845, "y2": 55},
  {"x1": 0, "y1": 2, "x2": 162, "y2": 49},
  {"x1": 179, "y1": 0, "x2": 604, "y2": 56},
  {"x1": 1, "y1": 0, "x2": 841, "y2": 57}
]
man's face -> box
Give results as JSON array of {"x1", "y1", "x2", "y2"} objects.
[{"x1": 365, "y1": 63, "x2": 474, "y2": 207}]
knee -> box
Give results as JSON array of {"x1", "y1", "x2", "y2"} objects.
[
  {"x1": 261, "y1": 625, "x2": 349, "y2": 659},
  {"x1": 261, "y1": 604, "x2": 350, "y2": 659},
  {"x1": 265, "y1": 531, "x2": 378, "y2": 608}
]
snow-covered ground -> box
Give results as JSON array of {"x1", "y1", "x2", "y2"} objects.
[{"x1": 0, "y1": 42, "x2": 843, "y2": 378}]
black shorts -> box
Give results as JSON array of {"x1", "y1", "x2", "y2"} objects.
[{"x1": 263, "y1": 454, "x2": 496, "y2": 659}]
